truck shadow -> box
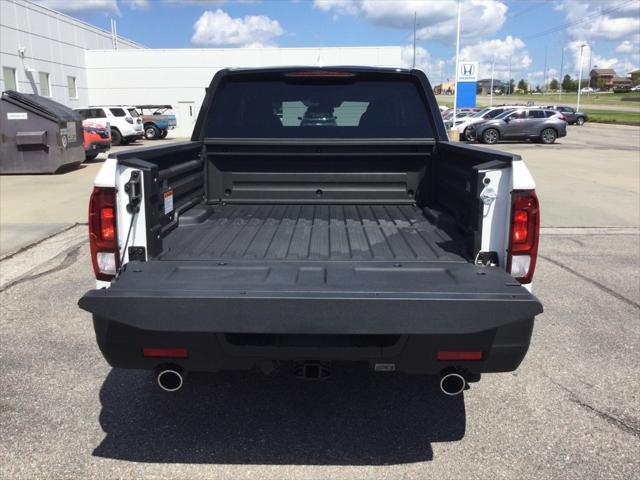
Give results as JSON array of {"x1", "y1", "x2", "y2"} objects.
[{"x1": 93, "y1": 364, "x2": 466, "y2": 465}]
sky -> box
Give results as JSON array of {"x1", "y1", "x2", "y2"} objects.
[{"x1": 35, "y1": 0, "x2": 640, "y2": 87}]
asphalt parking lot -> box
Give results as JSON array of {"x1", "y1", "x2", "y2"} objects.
[{"x1": 1, "y1": 123, "x2": 639, "y2": 479}]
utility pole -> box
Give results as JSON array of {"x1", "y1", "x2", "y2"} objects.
[
  {"x1": 452, "y1": 0, "x2": 461, "y2": 127},
  {"x1": 587, "y1": 41, "x2": 593, "y2": 91},
  {"x1": 559, "y1": 47, "x2": 564, "y2": 100},
  {"x1": 412, "y1": 11, "x2": 417, "y2": 68},
  {"x1": 543, "y1": 46, "x2": 548, "y2": 92},
  {"x1": 508, "y1": 55, "x2": 512, "y2": 96},
  {"x1": 577, "y1": 43, "x2": 586, "y2": 111}
]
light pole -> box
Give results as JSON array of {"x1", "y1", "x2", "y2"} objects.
[
  {"x1": 576, "y1": 43, "x2": 586, "y2": 112},
  {"x1": 452, "y1": 0, "x2": 461, "y2": 127},
  {"x1": 412, "y1": 11, "x2": 417, "y2": 68},
  {"x1": 489, "y1": 56, "x2": 495, "y2": 107}
]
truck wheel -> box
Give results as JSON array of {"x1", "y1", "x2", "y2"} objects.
[
  {"x1": 540, "y1": 128, "x2": 557, "y2": 144},
  {"x1": 160, "y1": 129, "x2": 168, "y2": 139},
  {"x1": 110, "y1": 129, "x2": 122, "y2": 146},
  {"x1": 145, "y1": 125, "x2": 160, "y2": 140},
  {"x1": 575, "y1": 116, "x2": 585, "y2": 126},
  {"x1": 482, "y1": 128, "x2": 499, "y2": 144}
]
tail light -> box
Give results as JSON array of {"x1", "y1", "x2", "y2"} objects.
[
  {"x1": 126, "y1": 117, "x2": 134, "y2": 124},
  {"x1": 89, "y1": 187, "x2": 119, "y2": 281},
  {"x1": 559, "y1": 114, "x2": 567, "y2": 121},
  {"x1": 507, "y1": 190, "x2": 540, "y2": 284}
]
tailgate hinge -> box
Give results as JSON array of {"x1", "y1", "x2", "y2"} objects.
[{"x1": 474, "y1": 251, "x2": 499, "y2": 267}]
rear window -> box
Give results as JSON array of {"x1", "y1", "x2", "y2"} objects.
[
  {"x1": 529, "y1": 110, "x2": 546, "y2": 118},
  {"x1": 77, "y1": 108, "x2": 106, "y2": 119},
  {"x1": 110, "y1": 108, "x2": 126, "y2": 117},
  {"x1": 205, "y1": 76, "x2": 434, "y2": 138},
  {"x1": 485, "y1": 108, "x2": 505, "y2": 119}
]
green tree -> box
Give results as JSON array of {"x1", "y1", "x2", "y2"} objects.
[
  {"x1": 562, "y1": 74, "x2": 576, "y2": 92},
  {"x1": 517, "y1": 78, "x2": 528, "y2": 92},
  {"x1": 549, "y1": 78, "x2": 559, "y2": 91}
]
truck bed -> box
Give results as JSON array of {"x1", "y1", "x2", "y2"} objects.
[{"x1": 160, "y1": 203, "x2": 468, "y2": 263}]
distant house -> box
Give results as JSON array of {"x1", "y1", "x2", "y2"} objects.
[
  {"x1": 612, "y1": 76, "x2": 632, "y2": 89},
  {"x1": 630, "y1": 69, "x2": 640, "y2": 85},
  {"x1": 476, "y1": 78, "x2": 505, "y2": 94},
  {"x1": 589, "y1": 68, "x2": 616, "y2": 90}
]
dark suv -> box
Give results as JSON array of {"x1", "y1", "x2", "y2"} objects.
[
  {"x1": 468, "y1": 108, "x2": 567, "y2": 144},
  {"x1": 545, "y1": 105, "x2": 587, "y2": 125}
]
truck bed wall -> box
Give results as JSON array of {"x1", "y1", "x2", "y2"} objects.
[
  {"x1": 117, "y1": 140, "x2": 512, "y2": 261},
  {"x1": 204, "y1": 141, "x2": 432, "y2": 205}
]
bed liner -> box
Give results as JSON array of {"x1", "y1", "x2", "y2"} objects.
[{"x1": 160, "y1": 203, "x2": 468, "y2": 262}]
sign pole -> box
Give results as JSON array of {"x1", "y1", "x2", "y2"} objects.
[{"x1": 452, "y1": 0, "x2": 461, "y2": 126}]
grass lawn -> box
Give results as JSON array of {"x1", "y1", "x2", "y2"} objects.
[
  {"x1": 583, "y1": 109, "x2": 640, "y2": 126},
  {"x1": 437, "y1": 92, "x2": 640, "y2": 108}
]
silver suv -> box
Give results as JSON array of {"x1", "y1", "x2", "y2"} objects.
[{"x1": 467, "y1": 108, "x2": 567, "y2": 145}]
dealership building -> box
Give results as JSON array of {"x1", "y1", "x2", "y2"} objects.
[{"x1": 1, "y1": 0, "x2": 404, "y2": 137}]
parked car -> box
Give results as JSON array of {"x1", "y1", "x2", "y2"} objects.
[
  {"x1": 468, "y1": 108, "x2": 567, "y2": 144},
  {"x1": 78, "y1": 66, "x2": 543, "y2": 395},
  {"x1": 451, "y1": 106, "x2": 517, "y2": 140},
  {"x1": 134, "y1": 105, "x2": 177, "y2": 140},
  {"x1": 443, "y1": 110, "x2": 473, "y2": 129},
  {"x1": 580, "y1": 87, "x2": 595, "y2": 93},
  {"x1": 82, "y1": 119, "x2": 111, "y2": 160},
  {"x1": 630, "y1": 85, "x2": 640, "y2": 92},
  {"x1": 74, "y1": 106, "x2": 143, "y2": 146},
  {"x1": 545, "y1": 105, "x2": 587, "y2": 125}
]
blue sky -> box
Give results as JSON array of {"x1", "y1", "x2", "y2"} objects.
[{"x1": 37, "y1": 0, "x2": 640, "y2": 86}]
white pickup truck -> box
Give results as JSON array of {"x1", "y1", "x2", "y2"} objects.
[{"x1": 78, "y1": 67, "x2": 543, "y2": 395}]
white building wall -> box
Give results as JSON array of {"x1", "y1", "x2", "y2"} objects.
[
  {"x1": 0, "y1": 0, "x2": 142, "y2": 106},
  {"x1": 85, "y1": 47, "x2": 403, "y2": 137}
]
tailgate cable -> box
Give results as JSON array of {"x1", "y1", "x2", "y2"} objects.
[{"x1": 117, "y1": 170, "x2": 142, "y2": 277}]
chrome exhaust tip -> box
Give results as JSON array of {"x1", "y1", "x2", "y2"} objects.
[
  {"x1": 157, "y1": 368, "x2": 183, "y2": 392},
  {"x1": 440, "y1": 372, "x2": 466, "y2": 396}
]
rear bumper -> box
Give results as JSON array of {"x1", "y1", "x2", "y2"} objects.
[
  {"x1": 79, "y1": 260, "x2": 542, "y2": 374},
  {"x1": 91, "y1": 316, "x2": 535, "y2": 374}
]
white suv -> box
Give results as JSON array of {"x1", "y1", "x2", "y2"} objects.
[{"x1": 74, "y1": 106, "x2": 143, "y2": 146}]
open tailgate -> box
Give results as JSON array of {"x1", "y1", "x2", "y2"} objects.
[{"x1": 79, "y1": 260, "x2": 542, "y2": 335}]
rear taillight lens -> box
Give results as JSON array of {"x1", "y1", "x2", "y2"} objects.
[
  {"x1": 507, "y1": 190, "x2": 540, "y2": 284},
  {"x1": 89, "y1": 187, "x2": 119, "y2": 281},
  {"x1": 126, "y1": 117, "x2": 134, "y2": 124}
]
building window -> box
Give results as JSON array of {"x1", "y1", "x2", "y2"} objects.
[
  {"x1": 3, "y1": 66, "x2": 17, "y2": 91},
  {"x1": 67, "y1": 76, "x2": 77, "y2": 99},
  {"x1": 39, "y1": 72, "x2": 51, "y2": 97}
]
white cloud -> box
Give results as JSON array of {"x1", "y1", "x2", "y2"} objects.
[
  {"x1": 314, "y1": 0, "x2": 508, "y2": 42},
  {"x1": 122, "y1": 0, "x2": 149, "y2": 9},
  {"x1": 555, "y1": 1, "x2": 640, "y2": 41},
  {"x1": 34, "y1": 0, "x2": 119, "y2": 14},
  {"x1": 191, "y1": 9, "x2": 284, "y2": 47},
  {"x1": 615, "y1": 40, "x2": 636, "y2": 54},
  {"x1": 401, "y1": 45, "x2": 446, "y2": 80},
  {"x1": 458, "y1": 36, "x2": 532, "y2": 79}
]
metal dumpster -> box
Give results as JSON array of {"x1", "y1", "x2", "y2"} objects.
[{"x1": 1, "y1": 90, "x2": 84, "y2": 174}]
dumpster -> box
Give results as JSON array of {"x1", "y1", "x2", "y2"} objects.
[{"x1": 0, "y1": 90, "x2": 84, "y2": 174}]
